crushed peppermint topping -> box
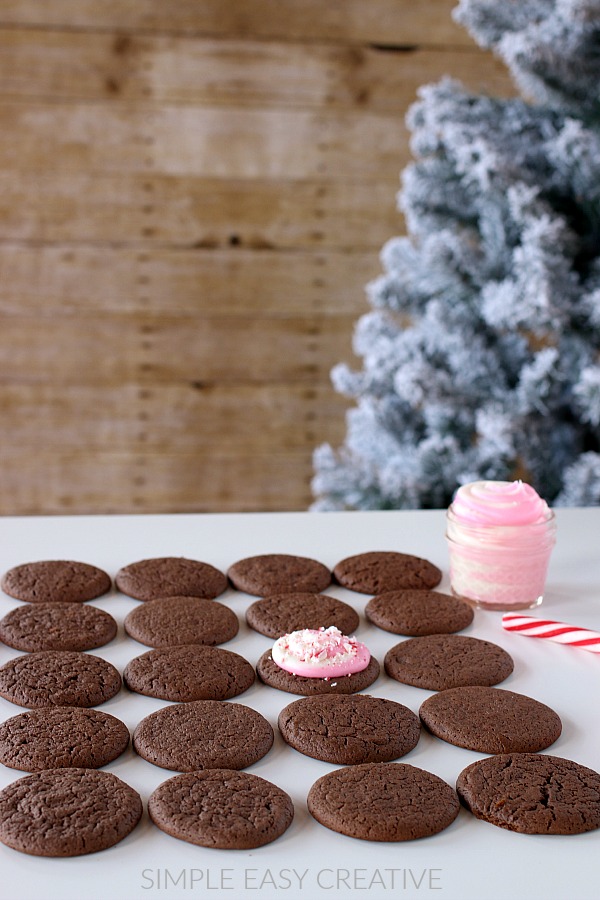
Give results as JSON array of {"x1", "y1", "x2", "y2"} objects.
[
  {"x1": 271, "y1": 626, "x2": 370, "y2": 678},
  {"x1": 279, "y1": 626, "x2": 359, "y2": 661}
]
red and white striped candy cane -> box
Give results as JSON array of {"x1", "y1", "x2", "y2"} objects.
[{"x1": 502, "y1": 614, "x2": 600, "y2": 653}]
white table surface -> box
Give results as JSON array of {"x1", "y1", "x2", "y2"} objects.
[{"x1": 0, "y1": 508, "x2": 598, "y2": 900}]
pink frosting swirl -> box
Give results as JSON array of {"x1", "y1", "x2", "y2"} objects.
[
  {"x1": 271, "y1": 626, "x2": 370, "y2": 678},
  {"x1": 451, "y1": 480, "x2": 550, "y2": 526}
]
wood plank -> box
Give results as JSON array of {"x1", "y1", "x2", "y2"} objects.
[
  {"x1": 0, "y1": 382, "x2": 350, "y2": 452},
  {"x1": 0, "y1": 102, "x2": 406, "y2": 180},
  {"x1": 0, "y1": 244, "x2": 376, "y2": 316},
  {"x1": 0, "y1": 29, "x2": 513, "y2": 111},
  {"x1": 0, "y1": 314, "x2": 358, "y2": 384},
  {"x1": 0, "y1": 1, "x2": 474, "y2": 46},
  {"x1": 0, "y1": 448, "x2": 319, "y2": 514},
  {"x1": 0, "y1": 173, "x2": 401, "y2": 250}
]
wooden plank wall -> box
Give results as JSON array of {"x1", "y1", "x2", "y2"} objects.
[{"x1": 0, "y1": 1, "x2": 513, "y2": 514}]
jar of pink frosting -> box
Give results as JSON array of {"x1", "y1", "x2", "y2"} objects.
[{"x1": 446, "y1": 480, "x2": 557, "y2": 611}]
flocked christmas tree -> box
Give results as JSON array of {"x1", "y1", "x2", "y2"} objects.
[{"x1": 312, "y1": 0, "x2": 600, "y2": 510}]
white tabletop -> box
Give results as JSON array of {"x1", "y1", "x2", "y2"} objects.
[{"x1": 0, "y1": 508, "x2": 598, "y2": 900}]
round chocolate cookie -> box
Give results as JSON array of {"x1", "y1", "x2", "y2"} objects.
[
  {"x1": 0, "y1": 650, "x2": 122, "y2": 709},
  {"x1": 124, "y1": 644, "x2": 254, "y2": 701},
  {"x1": 124, "y1": 595, "x2": 238, "y2": 648},
  {"x1": 148, "y1": 769, "x2": 294, "y2": 849},
  {"x1": 0, "y1": 768, "x2": 142, "y2": 856},
  {"x1": 0, "y1": 602, "x2": 117, "y2": 652},
  {"x1": 384, "y1": 634, "x2": 514, "y2": 691},
  {"x1": 115, "y1": 556, "x2": 227, "y2": 601},
  {"x1": 278, "y1": 694, "x2": 420, "y2": 764},
  {"x1": 227, "y1": 553, "x2": 331, "y2": 596},
  {"x1": 257, "y1": 649, "x2": 379, "y2": 696},
  {"x1": 457, "y1": 753, "x2": 600, "y2": 835},
  {"x1": 246, "y1": 592, "x2": 359, "y2": 639},
  {"x1": 308, "y1": 762, "x2": 459, "y2": 841},
  {"x1": 333, "y1": 551, "x2": 442, "y2": 594},
  {"x1": 134, "y1": 700, "x2": 273, "y2": 772},
  {"x1": 419, "y1": 686, "x2": 562, "y2": 753},
  {"x1": 0, "y1": 707, "x2": 130, "y2": 771},
  {"x1": 366, "y1": 589, "x2": 473, "y2": 636},
  {"x1": 1, "y1": 560, "x2": 111, "y2": 604}
]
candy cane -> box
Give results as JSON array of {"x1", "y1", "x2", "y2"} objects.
[{"x1": 502, "y1": 614, "x2": 600, "y2": 653}]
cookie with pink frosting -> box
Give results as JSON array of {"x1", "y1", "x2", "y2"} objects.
[{"x1": 256, "y1": 626, "x2": 379, "y2": 696}]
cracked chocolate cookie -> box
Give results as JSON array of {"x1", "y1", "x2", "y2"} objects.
[
  {"x1": 149, "y1": 769, "x2": 294, "y2": 849},
  {"x1": 0, "y1": 650, "x2": 122, "y2": 708},
  {"x1": 0, "y1": 768, "x2": 142, "y2": 856},
  {"x1": 308, "y1": 762, "x2": 459, "y2": 841},
  {"x1": 456, "y1": 753, "x2": 600, "y2": 834},
  {"x1": 384, "y1": 634, "x2": 514, "y2": 691},
  {"x1": 134, "y1": 700, "x2": 273, "y2": 772},
  {"x1": 227, "y1": 554, "x2": 331, "y2": 596},
  {"x1": 0, "y1": 602, "x2": 117, "y2": 652},
  {"x1": 1, "y1": 560, "x2": 111, "y2": 604},
  {"x1": 0, "y1": 707, "x2": 130, "y2": 771},
  {"x1": 278, "y1": 693, "x2": 420, "y2": 764},
  {"x1": 333, "y1": 551, "x2": 442, "y2": 594},
  {"x1": 419, "y1": 686, "x2": 562, "y2": 753},
  {"x1": 124, "y1": 595, "x2": 238, "y2": 647},
  {"x1": 115, "y1": 556, "x2": 227, "y2": 601},
  {"x1": 124, "y1": 644, "x2": 255, "y2": 701},
  {"x1": 246, "y1": 592, "x2": 359, "y2": 639},
  {"x1": 365, "y1": 589, "x2": 473, "y2": 636}
]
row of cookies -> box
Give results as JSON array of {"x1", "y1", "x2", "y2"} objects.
[
  {"x1": 0, "y1": 586, "x2": 477, "y2": 652},
  {"x1": 0, "y1": 551, "x2": 443, "y2": 605}
]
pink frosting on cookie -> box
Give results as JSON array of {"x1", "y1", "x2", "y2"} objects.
[{"x1": 271, "y1": 626, "x2": 370, "y2": 678}]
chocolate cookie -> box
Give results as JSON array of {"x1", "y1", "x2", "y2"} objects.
[
  {"x1": 115, "y1": 556, "x2": 227, "y2": 601},
  {"x1": 124, "y1": 595, "x2": 238, "y2": 648},
  {"x1": 333, "y1": 551, "x2": 442, "y2": 594},
  {"x1": 0, "y1": 768, "x2": 142, "y2": 856},
  {"x1": 124, "y1": 644, "x2": 254, "y2": 701},
  {"x1": 134, "y1": 700, "x2": 273, "y2": 772},
  {"x1": 457, "y1": 753, "x2": 600, "y2": 835},
  {"x1": 278, "y1": 694, "x2": 420, "y2": 764},
  {"x1": 148, "y1": 770, "x2": 294, "y2": 849},
  {"x1": 227, "y1": 554, "x2": 331, "y2": 596},
  {"x1": 0, "y1": 602, "x2": 117, "y2": 652},
  {"x1": 0, "y1": 650, "x2": 122, "y2": 708},
  {"x1": 366, "y1": 589, "x2": 473, "y2": 636},
  {"x1": 0, "y1": 707, "x2": 130, "y2": 771},
  {"x1": 384, "y1": 634, "x2": 514, "y2": 691},
  {"x1": 246, "y1": 592, "x2": 359, "y2": 639},
  {"x1": 419, "y1": 686, "x2": 562, "y2": 753},
  {"x1": 1, "y1": 560, "x2": 111, "y2": 604},
  {"x1": 257, "y1": 649, "x2": 379, "y2": 696},
  {"x1": 308, "y1": 762, "x2": 459, "y2": 841}
]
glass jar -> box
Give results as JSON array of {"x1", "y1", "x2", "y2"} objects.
[{"x1": 446, "y1": 504, "x2": 557, "y2": 611}]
